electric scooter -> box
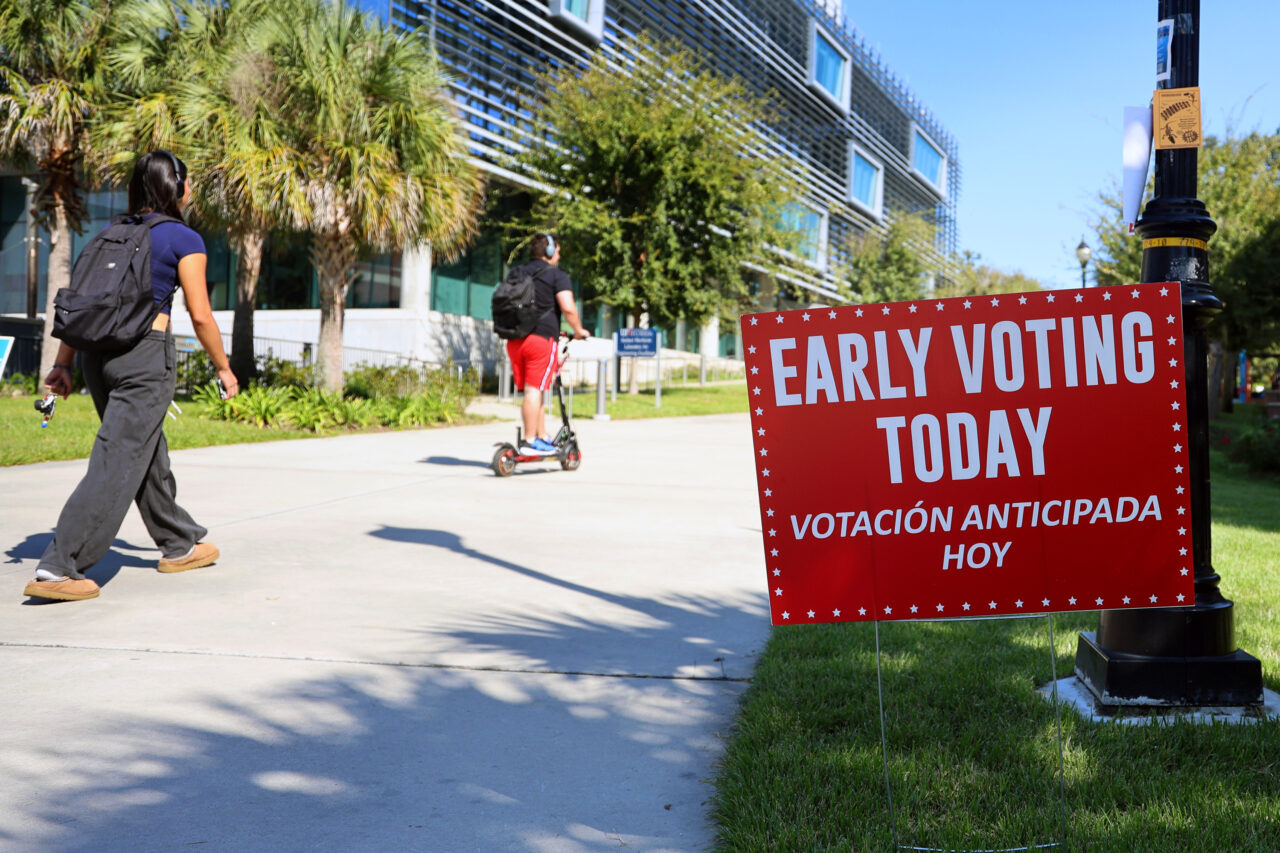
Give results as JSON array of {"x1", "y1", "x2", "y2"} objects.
[{"x1": 492, "y1": 333, "x2": 582, "y2": 476}]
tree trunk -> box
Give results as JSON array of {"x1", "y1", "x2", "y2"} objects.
[
  {"x1": 230, "y1": 229, "x2": 266, "y2": 385},
  {"x1": 39, "y1": 203, "x2": 72, "y2": 380},
  {"x1": 1206, "y1": 337, "x2": 1226, "y2": 414},
  {"x1": 312, "y1": 235, "x2": 354, "y2": 392},
  {"x1": 316, "y1": 277, "x2": 346, "y2": 392}
]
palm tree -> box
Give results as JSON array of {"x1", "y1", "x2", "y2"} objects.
[
  {"x1": 266, "y1": 0, "x2": 482, "y2": 391},
  {"x1": 100, "y1": 0, "x2": 306, "y2": 384},
  {"x1": 0, "y1": 0, "x2": 115, "y2": 378}
]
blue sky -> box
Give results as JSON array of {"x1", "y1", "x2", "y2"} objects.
[
  {"x1": 838, "y1": 0, "x2": 1279, "y2": 289},
  {"x1": 359, "y1": 1, "x2": 1276, "y2": 290}
]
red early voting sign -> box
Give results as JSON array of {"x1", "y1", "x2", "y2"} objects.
[{"x1": 742, "y1": 283, "x2": 1195, "y2": 624}]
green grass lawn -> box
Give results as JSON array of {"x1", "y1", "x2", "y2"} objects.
[
  {"x1": 711, "y1": 450, "x2": 1280, "y2": 852},
  {"x1": 1, "y1": 382, "x2": 750, "y2": 466},
  {"x1": 566, "y1": 381, "x2": 748, "y2": 420},
  {"x1": 0, "y1": 393, "x2": 300, "y2": 467}
]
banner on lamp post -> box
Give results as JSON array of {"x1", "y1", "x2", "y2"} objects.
[
  {"x1": 741, "y1": 284, "x2": 1194, "y2": 625},
  {"x1": 1122, "y1": 105, "x2": 1153, "y2": 232}
]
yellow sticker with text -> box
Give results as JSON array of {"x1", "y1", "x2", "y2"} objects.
[
  {"x1": 1142, "y1": 236, "x2": 1208, "y2": 250},
  {"x1": 1152, "y1": 87, "x2": 1202, "y2": 150}
]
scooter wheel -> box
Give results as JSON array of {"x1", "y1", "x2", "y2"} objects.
[
  {"x1": 492, "y1": 445, "x2": 517, "y2": 477},
  {"x1": 560, "y1": 442, "x2": 581, "y2": 471}
]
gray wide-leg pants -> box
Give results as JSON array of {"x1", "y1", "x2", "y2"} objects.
[{"x1": 37, "y1": 331, "x2": 207, "y2": 580}]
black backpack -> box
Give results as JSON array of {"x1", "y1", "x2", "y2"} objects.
[
  {"x1": 53, "y1": 213, "x2": 179, "y2": 352},
  {"x1": 491, "y1": 262, "x2": 546, "y2": 340}
]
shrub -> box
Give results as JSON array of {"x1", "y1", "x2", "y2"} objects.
[
  {"x1": 257, "y1": 354, "x2": 317, "y2": 389},
  {"x1": 1, "y1": 371, "x2": 38, "y2": 396},
  {"x1": 344, "y1": 363, "x2": 423, "y2": 398},
  {"x1": 195, "y1": 373, "x2": 473, "y2": 432},
  {"x1": 193, "y1": 380, "x2": 231, "y2": 417},
  {"x1": 227, "y1": 385, "x2": 287, "y2": 427},
  {"x1": 342, "y1": 396, "x2": 382, "y2": 428},
  {"x1": 344, "y1": 361, "x2": 479, "y2": 404},
  {"x1": 280, "y1": 387, "x2": 356, "y2": 432},
  {"x1": 176, "y1": 351, "x2": 218, "y2": 393},
  {"x1": 395, "y1": 393, "x2": 451, "y2": 426},
  {"x1": 1226, "y1": 418, "x2": 1280, "y2": 476}
]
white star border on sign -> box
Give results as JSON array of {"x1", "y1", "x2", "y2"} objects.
[{"x1": 743, "y1": 287, "x2": 1190, "y2": 626}]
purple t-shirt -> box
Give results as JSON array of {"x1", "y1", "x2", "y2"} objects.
[{"x1": 141, "y1": 214, "x2": 206, "y2": 316}]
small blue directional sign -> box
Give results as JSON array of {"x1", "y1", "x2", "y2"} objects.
[
  {"x1": 615, "y1": 328, "x2": 658, "y2": 357},
  {"x1": 0, "y1": 336, "x2": 12, "y2": 376}
]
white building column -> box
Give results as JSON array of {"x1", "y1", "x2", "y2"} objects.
[
  {"x1": 399, "y1": 243, "x2": 433, "y2": 315},
  {"x1": 698, "y1": 316, "x2": 719, "y2": 384},
  {"x1": 698, "y1": 316, "x2": 720, "y2": 357}
]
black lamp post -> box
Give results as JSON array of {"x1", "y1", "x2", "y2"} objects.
[
  {"x1": 1074, "y1": 239, "x2": 1091, "y2": 288},
  {"x1": 1074, "y1": 0, "x2": 1263, "y2": 708}
]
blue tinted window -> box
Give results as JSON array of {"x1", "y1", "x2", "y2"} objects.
[
  {"x1": 813, "y1": 33, "x2": 845, "y2": 100},
  {"x1": 782, "y1": 203, "x2": 821, "y2": 264},
  {"x1": 563, "y1": 0, "x2": 589, "y2": 20},
  {"x1": 430, "y1": 229, "x2": 502, "y2": 319},
  {"x1": 913, "y1": 131, "x2": 945, "y2": 186},
  {"x1": 851, "y1": 152, "x2": 880, "y2": 210}
]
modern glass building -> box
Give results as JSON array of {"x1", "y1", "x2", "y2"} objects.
[
  {"x1": 1, "y1": 0, "x2": 957, "y2": 372},
  {"x1": 392, "y1": 0, "x2": 960, "y2": 355}
]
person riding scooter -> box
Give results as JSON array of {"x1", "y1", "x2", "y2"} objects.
[{"x1": 505, "y1": 233, "x2": 588, "y2": 455}]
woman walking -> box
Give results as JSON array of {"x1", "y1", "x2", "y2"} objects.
[{"x1": 24, "y1": 151, "x2": 239, "y2": 602}]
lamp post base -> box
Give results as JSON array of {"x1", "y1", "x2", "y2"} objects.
[{"x1": 1075, "y1": 631, "x2": 1263, "y2": 707}]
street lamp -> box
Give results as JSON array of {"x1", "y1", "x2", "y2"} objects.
[
  {"x1": 1074, "y1": 0, "x2": 1263, "y2": 709},
  {"x1": 1074, "y1": 238, "x2": 1091, "y2": 288}
]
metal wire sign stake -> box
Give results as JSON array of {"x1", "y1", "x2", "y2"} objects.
[
  {"x1": 874, "y1": 614, "x2": 1069, "y2": 852},
  {"x1": 738, "y1": 286, "x2": 1193, "y2": 849}
]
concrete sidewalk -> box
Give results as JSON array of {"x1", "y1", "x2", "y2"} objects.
[{"x1": 0, "y1": 413, "x2": 769, "y2": 853}]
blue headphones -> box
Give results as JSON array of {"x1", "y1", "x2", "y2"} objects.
[{"x1": 544, "y1": 234, "x2": 556, "y2": 259}]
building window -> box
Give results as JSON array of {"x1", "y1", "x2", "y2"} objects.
[
  {"x1": 780, "y1": 202, "x2": 827, "y2": 269},
  {"x1": 204, "y1": 235, "x2": 235, "y2": 311},
  {"x1": 550, "y1": 0, "x2": 603, "y2": 42},
  {"x1": 807, "y1": 20, "x2": 850, "y2": 112},
  {"x1": 910, "y1": 124, "x2": 947, "y2": 196},
  {"x1": 430, "y1": 229, "x2": 503, "y2": 320},
  {"x1": 0, "y1": 177, "x2": 48, "y2": 314},
  {"x1": 348, "y1": 253, "x2": 402, "y2": 309},
  {"x1": 256, "y1": 231, "x2": 316, "y2": 310},
  {"x1": 848, "y1": 143, "x2": 884, "y2": 218}
]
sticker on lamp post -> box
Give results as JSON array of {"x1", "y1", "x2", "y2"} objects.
[{"x1": 742, "y1": 284, "x2": 1194, "y2": 624}]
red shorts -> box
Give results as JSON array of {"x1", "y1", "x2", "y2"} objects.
[{"x1": 507, "y1": 335, "x2": 558, "y2": 391}]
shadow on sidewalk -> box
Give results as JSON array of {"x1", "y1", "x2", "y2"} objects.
[
  {"x1": 7, "y1": 533, "x2": 156, "y2": 598},
  {"x1": 1, "y1": 526, "x2": 766, "y2": 852},
  {"x1": 419, "y1": 455, "x2": 491, "y2": 469},
  {"x1": 368, "y1": 525, "x2": 761, "y2": 678}
]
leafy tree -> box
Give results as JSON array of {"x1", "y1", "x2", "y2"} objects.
[
  {"x1": 838, "y1": 212, "x2": 1043, "y2": 305},
  {"x1": 1204, "y1": 132, "x2": 1280, "y2": 355},
  {"x1": 1091, "y1": 191, "x2": 1143, "y2": 290},
  {"x1": 1092, "y1": 130, "x2": 1280, "y2": 405},
  {"x1": 512, "y1": 34, "x2": 804, "y2": 334},
  {"x1": 839, "y1": 213, "x2": 935, "y2": 303},
  {"x1": 266, "y1": 0, "x2": 481, "y2": 390},
  {"x1": 100, "y1": 0, "x2": 304, "y2": 384},
  {"x1": 0, "y1": 0, "x2": 116, "y2": 378},
  {"x1": 935, "y1": 250, "x2": 1043, "y2": 298}
]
